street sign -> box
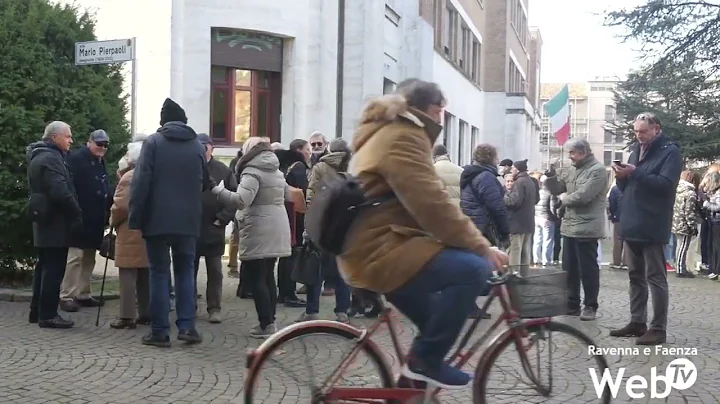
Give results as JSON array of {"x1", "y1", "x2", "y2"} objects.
[
  {"x1": 75, "y1": 38, "x2": 134, "y2": 65},
  {"x1": 75, "y1": 37, "x2": 138, "y2": 136}
]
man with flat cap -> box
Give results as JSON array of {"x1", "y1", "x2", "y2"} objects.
[{"x1": 60, "y1": 129, "x2": 112, "y2": 312}]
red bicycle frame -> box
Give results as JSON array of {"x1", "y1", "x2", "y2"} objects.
[{"x1": 319, "y1": 279, "x2": 553, "y2": 402}]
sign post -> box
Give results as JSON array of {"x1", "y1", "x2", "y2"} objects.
[{"x1": 75, "y1": 38, "x2": 137, "y2": 135}]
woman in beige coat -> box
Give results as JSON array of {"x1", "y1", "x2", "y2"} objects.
[{"x1": 109, "y1": 142, "x2": 150, "y2": 329}]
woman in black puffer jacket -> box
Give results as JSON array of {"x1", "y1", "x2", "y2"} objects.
[{"x1": 460, "y1": 144, "x2": 510, "y2": 248}]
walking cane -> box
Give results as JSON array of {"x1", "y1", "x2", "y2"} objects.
[{"x1": 95, "y1": 226, "x2": 114, "y2": 327}]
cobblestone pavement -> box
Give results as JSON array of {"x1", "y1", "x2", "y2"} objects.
[{"x1": 0, "y1": 254, "x2": 719, "y2": 403}]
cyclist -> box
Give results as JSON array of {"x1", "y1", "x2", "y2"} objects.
[{"x1": 338, "y1": 78, "x2": 509, "y2": 389}]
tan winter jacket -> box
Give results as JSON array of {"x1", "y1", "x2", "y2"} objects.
[
  {"x1": 338, "y1": 95, "x2": 491, "y2": 293},
  {"x1": 434, "y1": 156, "x2": 463, "y2": 206}
]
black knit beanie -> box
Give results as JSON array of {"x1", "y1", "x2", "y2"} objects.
[{"x1": 160, "y1": 98, "x2": 188, "y2": 125}]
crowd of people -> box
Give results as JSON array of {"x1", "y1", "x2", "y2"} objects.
[{"x1": 24, "y1": 77, "x2": 719, "y2": 388}]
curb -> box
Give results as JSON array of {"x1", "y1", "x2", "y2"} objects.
[{"x1": 0, "y1": 289, "x2": 120, "y2": 303}]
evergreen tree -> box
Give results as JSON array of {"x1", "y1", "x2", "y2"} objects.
[
  {"x1": 609, "y1": 58, "x2": 720, "y2": 162},
  {"x1": 0, "y1": 0, "x2": 129, "y2": 279}
]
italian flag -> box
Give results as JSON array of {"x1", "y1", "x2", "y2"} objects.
[{"x1": 544, "y1": 84, "x2": 570, "y2": 146}]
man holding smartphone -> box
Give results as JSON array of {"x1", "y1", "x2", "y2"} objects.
[{"x1": 609, "y1": 112, "x2": 682, "y2": 346}]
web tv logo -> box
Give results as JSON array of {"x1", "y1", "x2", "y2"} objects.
[{"x1": 590, "y1": 358, "x2": 697, "y2": 399}]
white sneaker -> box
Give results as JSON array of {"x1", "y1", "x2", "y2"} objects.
[{"x1": 708, "y1": 273, "x2": 717, "y2": 279}]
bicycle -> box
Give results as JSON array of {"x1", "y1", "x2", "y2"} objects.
[{"x1": 244, "y1": 267, "x2": 612, "y2": 403}]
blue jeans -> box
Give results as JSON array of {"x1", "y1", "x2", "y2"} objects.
[
  {"x1": 533, "y1": 220, "x2": 555, "y2": 265},
  {"x1": 386, "y1": 249, "x2": 492, "y2": 368},
  {"x1": 665, "y1": 233, "x2": 677, "y2": 262},
  {"x1": 145, "y1": 235, "x2": 197, "y2": 336},
  {"x1": 306, "y1": 253, "x2": 350, "y2": 314}
]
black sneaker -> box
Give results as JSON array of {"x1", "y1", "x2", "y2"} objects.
[
  {"x1": 142, "y1": 333, "x2": 171, "y2": 347},
  {"x1": 677, "y1": 272, "x2": 695, "y2": 278},
  {"x1": 38, "y1": 315, "x2": 74, "y2": 329},
  {"x1": 178, "y1": 328, "x2": 203, "y2": 344},
  {"x1": 75, "y1": 297, "x2": 103, "y2": 308}
]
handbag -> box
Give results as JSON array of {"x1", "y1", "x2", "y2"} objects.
[
  {"x1": 291, "y1": 242, "x2": 323, "y2": 285},
  {"x1": 99, "y1": 226, "x2": 116, "y2": 260}
]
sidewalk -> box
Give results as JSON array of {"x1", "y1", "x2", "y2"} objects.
[{"x1": 0, "y1": 252, "x2": 227, "y2": 303}]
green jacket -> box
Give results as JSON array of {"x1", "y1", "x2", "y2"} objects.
[{"x1": 546, "y1": 154, "x2": 608, "y2": 238}]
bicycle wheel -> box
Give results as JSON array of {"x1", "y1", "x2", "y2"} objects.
[
  {"x1": 473, "y1": 320, "x2": 611, "y2": 404},
  {"x1": 244, "y1": 324, "x2": 395, "y2": 403}
]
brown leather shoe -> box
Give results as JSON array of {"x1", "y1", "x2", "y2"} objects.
[
  {"x1": 59, "y1": 299, "x2": 80, "y2": 312},
  {"x1": 609, "y1": 322, "x2": 647, "y2": 337},
  {"x1": 636, "y1": 329, "x2": 666, "y2": 346}
]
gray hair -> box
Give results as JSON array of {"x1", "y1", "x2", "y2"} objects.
[
  {"x1": 396, "y1": 78, "x2": 446, "y2": 111},
  {"x1": 328, "y1": 138, "x2": 350, "y2": 153},
  {"x1": 42, "y1": 121, "x2": 70, "y2": 140},
  {"x1": 308, "y1": 131, "x2": 325, "y2": 142},
  {"x1": 564, "y1": 138, "x2": 591, "y2": 154}
]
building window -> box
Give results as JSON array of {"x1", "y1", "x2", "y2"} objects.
[
  {"x1": 511, "y1": 0, "x2": 528, "y2": 49},
  {"x1": 471, "y1": 40, "x2": 481, "y2": 84},
  {"x1": 604, "y1": 129, "x2": 614, "y2": 144},
  {"x1": 508, "y1": 60, "x2": 524, "y2": 93},
  {"x1": 460, "y1": 25, "x2": 471, "y2": 69},
  {"x1": 433, "y1": 0, "x2": 443, "y2": 48},
  {"x1": 614, "y1": 152, "x2": 623, "y2": 162},
  {"x1": 443, "y1": 111, "x2": 454, "y2": 149},
  {"x1": 444, "y1": 4, "x2": 459, "y2": 59},
  {"x1": 605, "y1": 105, "x2": 616, "y2": 121},
  {"x1": 603, "y1": 150, "x2": 613, "y2": 166},
  {"x1": 471, "y1": 126, "x2": 480, "y2": 154},
  {"x1": 383, "y1": 78, "x2": 396, "y2": 94},
  {"x1": 458, "y1": 120, "x2": 468, "y2": 165},
  {"x1": 210, "y1": 66, "x2": 277, "y2": 145}
]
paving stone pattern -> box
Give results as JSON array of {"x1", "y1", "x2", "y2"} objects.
[{"x1": 0, "y1": 252, "x2": 718, "y2": 403}]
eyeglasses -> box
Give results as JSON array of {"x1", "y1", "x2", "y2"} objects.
[
  {"x1": 635, "y1": 113, "x2": 660, "y2": 126},
  {"x1": 95, "y1": 142, "x2": 109, "y2": 148},
  {"x1": 311, "y1": 142, "x2": 324, "y2": 148}
]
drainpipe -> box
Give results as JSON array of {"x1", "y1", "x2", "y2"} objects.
[{"x1": 335, "y1": 0, "x2": 346, "y2": 138}]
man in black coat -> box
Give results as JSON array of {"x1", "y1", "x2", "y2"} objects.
[
  {"x1": 27, "y1": 121, "x2": 82, "y2": 328},
  {"x1": 130, "y1": 98, "x2": 212, "y2": 347},
  {"x1": 194, "y1": 133, "x2": 237, "y2": 323},
  {"x1": 610, "y1": 112, "x2": 682, "y2": 346},
  {"x1": 59, "y1": 129, "x2": 111, "y2": 312}
]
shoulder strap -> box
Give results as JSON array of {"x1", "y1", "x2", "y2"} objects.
[{"x1": 286, "y1": 161, "x2": 301, "y2": 177}]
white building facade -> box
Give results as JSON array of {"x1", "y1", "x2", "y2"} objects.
[{"x1": 69, "y1": 0, "x2": 542, "y2": 161}]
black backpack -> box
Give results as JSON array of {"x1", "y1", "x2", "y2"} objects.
[{"x1": 305, "y1": 173, "x2": 392, "y2": 255}]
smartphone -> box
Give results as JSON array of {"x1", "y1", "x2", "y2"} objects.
[{"x1": 612, "y1": 160, "x2": 625, "y2": 167}]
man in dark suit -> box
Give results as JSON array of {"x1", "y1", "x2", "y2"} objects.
[{"x1": 27, "y1": 121, "x2": 83, "y2": 328}]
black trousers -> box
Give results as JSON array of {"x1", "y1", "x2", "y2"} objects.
[
  {"x1": 562, "y1": 237, "x2": 600, "y2": 310},
  {"x1": 711, "y1": 223, "x2": 720, "y2": 276},
  {"x1": 553, "y1": 221, "x2": 562, "y2": 262},
  {"x1": 277, "y1": 253, "x2": 298, "y2": 300},
  {"x1": 30, "y1": 247, "x2": 69, "y2": 321},
  {"x1": 243, "y1": 258, "x2": 278, "y2": 327}
]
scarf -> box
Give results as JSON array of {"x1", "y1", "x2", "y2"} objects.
[{"x1": 235, "y1": 142, "x2": 272, "y2": 176}]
